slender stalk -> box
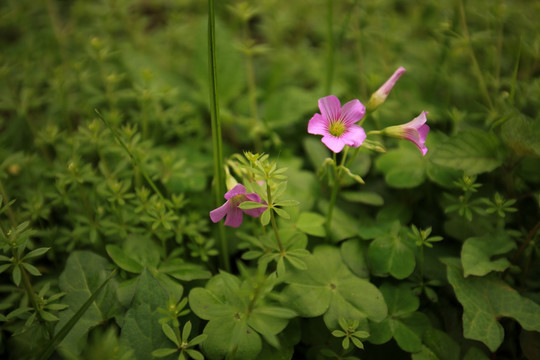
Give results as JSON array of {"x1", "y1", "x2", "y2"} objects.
[
  {"x1": 325, "y1": 0, "x2": 334, "y2": 95},
  {"x1": 511, "y1": 220, "x2": 540, "y2": 264},
  {"x1": 419, "y1": 244, "x2": 425, "y2": 286},
  {"x1": 267, "y1": 184, "x2": 284, "y2": 253},
  {"x1": 0, "y1": 180, "x2": 17, "y2": 227},
  {"x1": 208, "y1": 0, "x2": 229, "y2": 272},
  {"x1": 325, "y1": 148, "x2": 349, "y2": 238},
  {"x1": 457, "y1": 0, "x2": 494, "y2": 110}
]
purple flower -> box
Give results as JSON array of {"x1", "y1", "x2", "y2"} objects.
[
  {"x1": 307, "y1": 95, "x2": 367, "y2": 153},
  {"x1": 383, "y1": 111, "x2": 430, "y2": 155},
  {"x1": 209, "y1": 184, "x2": 266, "y2": 228},
  {"x1": 367, "y1": 67, "x2": 406, "y2": 111}
]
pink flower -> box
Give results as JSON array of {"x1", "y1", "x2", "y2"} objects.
[
  {"x1": 383, "y1": 111, "x2": 430, "y2": 155},
  {"x1": 307, "y1": 95, "x2": 367, "y2": 153},
  {"x1": 367, "y1": 67, "x2": 406, "y2": 111},
  {"x1": 209, "y1": 184, "x2": 266, "y2": 228}
]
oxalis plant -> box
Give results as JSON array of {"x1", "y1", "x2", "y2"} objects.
[
  {"x1": 1, "y1": 1, "x2": 539, "y2": 360},
  {"x1": 200, "y1": 62, "x2": 431, "y2": 359}
]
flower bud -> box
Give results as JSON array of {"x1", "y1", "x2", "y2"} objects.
[{"x1": 366, "y1": 67, "x2": 406, "y2": 112}]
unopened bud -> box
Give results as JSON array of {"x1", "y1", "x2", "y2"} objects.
[{"x1": 366, "y1": 67, "x2": 406, "y2": 112}]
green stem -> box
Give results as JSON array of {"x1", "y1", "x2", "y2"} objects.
[
  {"x1": 325, "y1": 0, "x2": 334, "y2": 95},
  {"x1": 511, "y1": 220, "x2": 540, "y2": 264},
  {"x1": 419, "y1": 244, "x2": 425, "y2": 285},
  {"x1": 19, "y1": 263, "x2": 39, "y2": 313},
  {"x1": 457, "y1": 0, "x2": 494, "y2": 110},
  {"x1": 325, "y1": 148, "x2": 349, "y2": 238},
  {"x1": 0, "y1": 179, "x2": 17, "y2": 227},
  {"x1": 208, "y1": 0, "x2": 229, "y2": 271},
  {"x1": 267, "y1": 184, "x2": 284, "y2": 253}
]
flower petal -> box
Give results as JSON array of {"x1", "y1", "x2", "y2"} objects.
[
  {"x1": 340, "y1": 99, "x2": 365, "y2": 125},
  {"x1": 321, "y1": 135, "x2": 345, "y2": 153},
  {"x1": 405, "y1": 111, "x2": 428, "y2": 130},
  {"x1": 224, "y1": 205, "x2": 243, "y2": 227},
  {"x1": 403, "y1": 128, "x2": 428, "y2": 156},
  {"x1": 308, "y1": 113, "x2": 328, "y2": 136},
  {"x1": 318, "y1": 95, "x2": 341, "y2": 122},
  {"x1": 379, "y1": 66, "x2": 406, "y2": 96},
  {"x1": 245, "y1": 193, "x2": 262, "y2": 203},
  {"x1": 341, "y1": 125, "x2": 367, "y2": 148},
  {"x1": 210, "y1": 202, "x2": 229, "y2": 223},
  {"x1": 224, "y1": 184, "x2": 247, "y2": 200},
  {"x1": 417, "y1": 124, "x2": 430, "y2": 143},
  {"x1": 243, "y1": 207, "x2": 266, "y2": 218}
]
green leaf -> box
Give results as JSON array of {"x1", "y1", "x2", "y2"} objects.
[
  {"x1": 189, "y1": 288, "x2": 233, "y2": 320},
  {"x1": 120, "y1": 269, "x2": 171, "y2": 360},
  {"x1": 185, "y1": 349, "x2": 205, "y2": 360},
  {"x1": 461, "y1": 231, "x2": 516, "y2": 277},
  {"x1": 239, "y1": 201, "x2": 267, "y2": 210},
  {"x1": 23, "y1": 247, "x2": 50, "y2": 260},
  {"x1": 501, "y1": 111, "x2": 540, "y2": 157},
  {"x1": 393, "y1": 312, "x2": 431, "y2": 353},
  {"x1": 274, "y1": 200, "x2": 299, "y2": 207},
  {"x1": 182, "y1": 321, "x2": 192, "y2": 342},
  {"x1": 106, "y1": 244, "x2": 144, "y2": 273},
  {"x1": 444, "y1": 258, "x2": 540, "y2": 351},
  {"x1": 261, "y1": 209, "x2": 271, "y2": 226},
  {"x1": 21, "y1": 262, "x2": 41, "y2": 276},
  {"x1": 375, "y1": 142, "x2": 426, "y2": 188},
  {"x1": 413, "y1": 328, "x2": 460, "y2": 360},
  {"x1": 55, "y1": 251, "x2": 119, "y2": 357},
  {"x1": 341, "y1": 191, "x2": 384, "y2": 206},
  {"x1": 0, "y1": 263, "x2": 11, "y2": 274},
  {"x1": 319, "y1": 201, "x2": 360, "y2": 242},
  {"x1": 283, "y1": 246, "x2": 387, "y2": 330},
  {"x1": 296, "y1": 212, "x2": 325, "y2": 237},
  {"x1": 12, "y1": 265, "x2": 21, "y2": 286},
  {"x1": 273, "y1": 207, "x2": 290, "y2": 219},
  {"x1": 463, "y1": 347, "x2": 490, "y2": 360},
  {"x1": 431, "y1": 129, "x2": 505, "y2": 176},
  {"x1": 380, "y1": 283, "x2": 419, "y2": 316},
  {"x1": 151, "y1": 348, "x2": 178, "y2": 357},
  {"x1": 201, "y1": 316, "x2": 262, "y2": 360},
  {"x1": 159, "y1": 260, "x2": 211, "y2": 281},
  {"x1": 38, "y1": 310, "x2": 59, "y2": 322},
  {"x1": 370, "y1": 283, "x2": 429, "y2": 352},
  {"x1": 189, "y1": 334, "x2": 208, "y2": 347},
  {"x1": 368, "y1": 233, "x2": 416, "y2": 279},
  {"x1": 162, "y1": 323, "x2": 179, "y2": 345},
  {"x1": 39, "y1": 264, "x2": 116, "y2": 360},
  {"x1": 340, "y1": 239, "x2": 369, "y2": 278}
]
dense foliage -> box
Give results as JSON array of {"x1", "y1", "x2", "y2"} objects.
[{"x1": 1, "y1": 0, "x2": 539, "y2": 359}]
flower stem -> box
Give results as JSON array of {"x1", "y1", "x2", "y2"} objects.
[
  {"x1": 325, "y1": 148, "x2": 349, "y2": 239},
  {"x1": 267, "y1": 184, "x2": 284, "y2": 253},
  {"x1": 208, "y1": 0, "x2": 229, "y2": 271}
]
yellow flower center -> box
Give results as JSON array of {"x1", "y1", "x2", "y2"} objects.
[
  {"x1": 230, "y1": 194, "x2": 247, "y2": 206},
  {"x1": 328, "y1": 121, "x2": 346, "y2": 137}
]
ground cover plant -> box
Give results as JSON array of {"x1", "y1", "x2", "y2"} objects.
[{"x1": 1, "y1": 0, "x2": 539, "y2": 359}]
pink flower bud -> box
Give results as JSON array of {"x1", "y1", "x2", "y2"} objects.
[{"x1": 366, "y1": 67, "x2": 406, "y2": 112}]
